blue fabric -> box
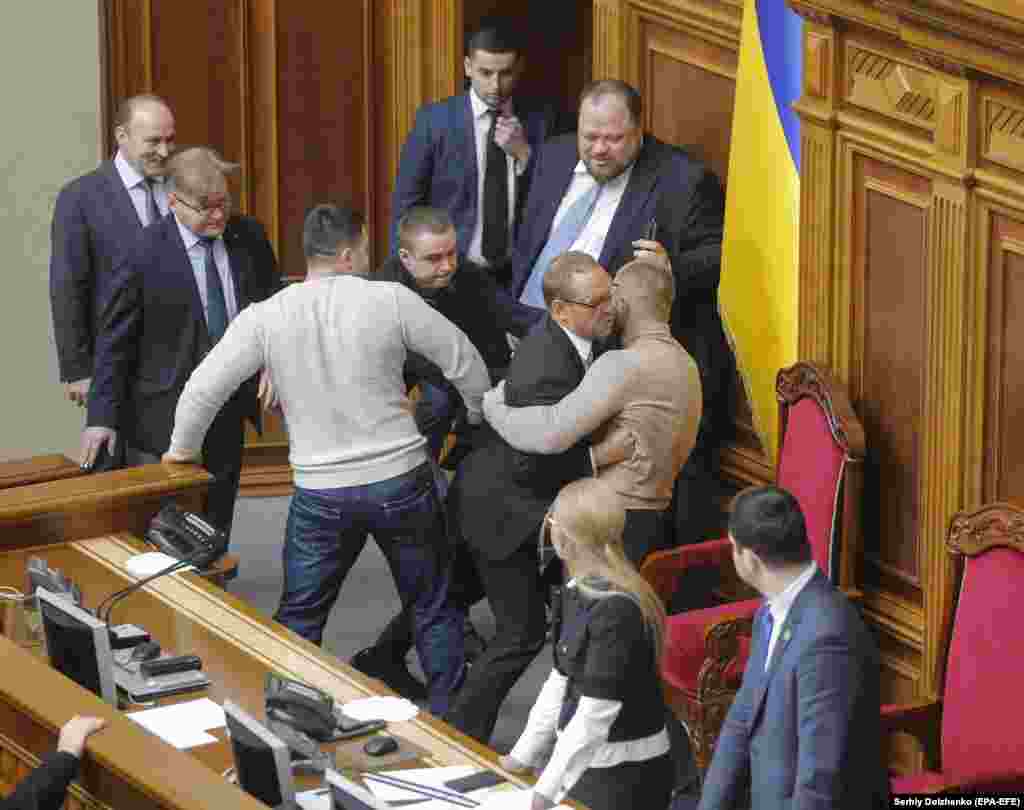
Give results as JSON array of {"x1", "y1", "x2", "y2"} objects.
[
  {"x1": 756, "y1": 0, "x2": 803, "y2": 169},
  {"x1": 273, "y1": 463, "x2": 465, "y2": 716},
  {"x1": 754, "y1": 605, "x2": 775, "y2": 674},
  {"x1": 414, "y1": 379, "x2": 459, "y2": 464},
  {"x1": 201, "y1": 238, "x2": 229, "y2": 343},
  {"x1": 519, "y1": 183, "x2": 602, "y2": 308}
]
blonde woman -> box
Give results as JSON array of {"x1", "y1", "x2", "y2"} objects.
[{"x1": 498, "y1": 477, "x2": 673, "y2": 810}]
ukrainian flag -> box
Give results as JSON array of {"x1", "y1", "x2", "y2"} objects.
[{"x1": 719, "y1": 0, "x2": 802, "y2": 461}]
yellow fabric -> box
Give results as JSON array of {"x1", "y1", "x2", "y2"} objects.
[{"x1": 719, "y1": 0, "x2": 800, "y2": 462}]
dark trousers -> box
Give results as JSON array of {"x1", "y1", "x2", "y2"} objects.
[
  {"x1": 444, "y1": 538, "x2": 548, "y2": 744},
  {"x1": 623, "y1": 508, "x2": 672, "y2": 568}
]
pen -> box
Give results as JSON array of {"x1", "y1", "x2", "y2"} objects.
[{"x1": 644, "y1": 218, "x2": 657, "y2": 240}]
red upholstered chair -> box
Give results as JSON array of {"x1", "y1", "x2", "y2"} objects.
[
  {"x1": 883, "y1": 502, "x2": 1024, "y2": 794},
  {"x1": 640, "y1": 362, "x2": 865, "y2": 771}
]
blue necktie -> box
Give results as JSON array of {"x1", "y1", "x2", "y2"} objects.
[
  {"x1": 143, "y1": 178, "x2": 161, "y2": 226},
  {"x1": 201, "y1": 238, "x2": 229, "y2": 343},
  {"x1": 755, "y1": 606, "x2": 775, "y2": 673},
  {"x1": 519, "y1": 183, "x2": 602, "y2": 309}
]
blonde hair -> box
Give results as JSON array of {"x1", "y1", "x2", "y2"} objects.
[{"x1": 545, "y1": 478, "x2": 665, "y2": 660}]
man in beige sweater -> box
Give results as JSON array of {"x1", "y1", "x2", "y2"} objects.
[{"x1": 484, "y1": 260, "x2": 702, "y2": 565}]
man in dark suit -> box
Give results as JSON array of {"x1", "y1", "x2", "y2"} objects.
[
  {"x1": 350, "y1": 206, "x2": 543, "y2": 697},
  {"x1": 50, "y1": 94, "x2": 176, "y2": 412},
  {"x1": 510, "y1": 78, "x2": 732, "y2": 549},
  {"x1": 443, "y1": 252, "x2": 613, "y2": 745},
  {"x1": 82, "y1": 147, "x2": 280, "y2": 536},
  {"x1": 697, "y1": 486, "x2": 888, "y2": 810},
  {"x1": 391, "y1": 19, "x2": 564, "y2": 276}
]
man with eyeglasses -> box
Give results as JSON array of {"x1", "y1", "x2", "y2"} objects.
[
  {"x1": 442, "y1": 251, "x2": 616, "y2": 745},
  {"x1": 83, "y1": 146, "x2": 280, "y2": 538}
]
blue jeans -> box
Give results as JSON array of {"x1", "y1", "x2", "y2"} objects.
[
  {"x1": 415, "y1": 380, "x2": 459, "y2": 462},
  {"x1": 273, "y1": 462, "x2": 465, "y2": 716}
]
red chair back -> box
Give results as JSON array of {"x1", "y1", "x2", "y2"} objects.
[{"x1": 941, "y1": 539, "x2": 1024, "y2": 786}]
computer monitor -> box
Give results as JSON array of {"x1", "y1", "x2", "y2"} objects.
[
  {"x1": 325, "y1": 769, "x2": 392, "y2": 810},
  {"x1": 37, "y1": 586, "x2": 116, "y2": 705},
  {"x1": 224, "y1": 700, "x2": 297, "y2": 809}
]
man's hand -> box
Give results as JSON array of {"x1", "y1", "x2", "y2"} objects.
[
  {"x1": 161, "y1": 447, "x2": 200, "y2": 464},
  {"x1": 78, "y1": 427, "x2": 117, "y2": 469},
  {"x1": 57, "y1": 715, "x2": 106, "y2": 759},
  {"x1": 592, "y1": 428, "x2": 637, "y2": 470},
  {"x1": 257, "y1": 368, "x2": 280, "y2": 412},
  {"x1": 631, "y1": 238, "x2": 671, "y2": 273},
  {"x1": 494, "y1": 110, "x2": 531, "y2": 164},
  {"x1": 65, "y1": 378, "x2": 91, "y2": 407},
  {"x1": 498, "y1": 754, "x2": 531, "y2": 774}
]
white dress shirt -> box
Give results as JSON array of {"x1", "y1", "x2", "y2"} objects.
[
  {"x1": 114, "y1": 150, "x2": 168, "y2": 226},
  {"x1": 546, "y1": 157, "x2": 636, "y2": 262},
  {"x1": 466, "y1": 89, "x2": 525, "y2": 267},
  {"x1": 175, "y1": 216, "x2": 239, "y2": 326},
  {"x1": 764, "y1": 561, "x2": 819, "y2": 668}
]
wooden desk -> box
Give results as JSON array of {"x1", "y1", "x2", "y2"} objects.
[
  {"x1": 0, "y1": 454, "x2": 80, "y2": 490},
  {"x1": 0, "y1": 535, "x2": 538, "y2": 808}
]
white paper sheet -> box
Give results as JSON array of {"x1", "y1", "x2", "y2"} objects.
[
  {"x1": 341, "y1": 696, "x2": 419, "y2": 722},
  {"x1": 124, "y1": 551, "x2": 195, "y2": 577},
  {"x1": 127, "y1": 698, "x2": 226, "y2": 748},
  {"x1": 364, "y1": 767, "x2": 552, "y2": 810},
  {"x1": 295, "y1": 788, "x2": 331, "y2": 810}
]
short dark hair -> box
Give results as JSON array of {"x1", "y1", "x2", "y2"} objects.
[
  {"x1": 115, "y1": 94, "x2": 171, "y2": 130},
  {"x1": 728, "y1": 486, "x2": 811, "y2": 568},
  {"x1": 397, "y1": 207, "x2": 454, "y2": 253},
  {"x1": 466, "y1": 18, "x2": 523, "y2": 58},
  {"x1": 543, "y1": 251, "x2": 601, "y2": 309},
  {"x1": 579, "y1": 79, "x2": 642, "y2": 127},
  {"x1": 303, "y1": 204, "x2": 365, "y2": 259}
]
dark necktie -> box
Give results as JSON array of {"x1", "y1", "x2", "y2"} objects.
[
  {"x1": 143, "y1": 178, "x2": 161, "y2": 226},
  {"x1": 200, "y1": 238, "x2": 229, "y2": 342},
  {"x1": 754, "y1": 605, "x2": 775, "y2": 674},
  {"x1": 481, "y1": 109, "x2": 509, "y2": 264}
]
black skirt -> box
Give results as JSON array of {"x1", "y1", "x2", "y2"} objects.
[{"x1": 566, "y1": 751, "x2": 674, "y2": 810}]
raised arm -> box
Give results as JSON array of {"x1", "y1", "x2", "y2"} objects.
[{"x1": 483, "y1": 352, "x2": 633, "y2": 453}]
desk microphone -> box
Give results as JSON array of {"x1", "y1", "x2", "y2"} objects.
[{"x1": 95, "y1": 522, "x2": 229, "y2": 629}]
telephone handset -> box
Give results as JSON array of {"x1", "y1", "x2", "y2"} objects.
[
  {"x1": 265, "y1": 672, "x2": 385, "y2": 742},
  {"x1": 145, "y1": 504, "x2": 227, "y2": 569}
]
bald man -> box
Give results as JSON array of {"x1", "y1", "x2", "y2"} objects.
[
  {"x1": 485, "y1": 260, "x2": 702, "y2": 565},
  {"x1": 84, "y1": 146, "x2": 280, "y2": 537},
  {"x1": 50, "y1": 95, "x2": 176, "y2": 412}
]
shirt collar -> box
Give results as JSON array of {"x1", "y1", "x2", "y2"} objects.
[
  {"x1": 470, "y1": 87, "x2": 510, "y2": 120},
  {"x1": 174, "y1": 213, "x2": 212, "y2": 251},
  {"x1": 555, "y1": 320, "x2": 592, "y2": 365},
  {"x1": 766, "y1": 561, "x2": 818, "y2": 626},
  {"x1": 114, "y1": 150, "x2": 150, "y2": 191}
]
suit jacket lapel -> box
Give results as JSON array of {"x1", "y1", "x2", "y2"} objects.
[
  {"x1": 461, "y1": 94, "x2": 479, "y2": 212},
  {"x1": 546, "y1": 315, "x2": 586, "y2": 382},
  {"x1": 748, "y1": 570, "x2": 827, "y2": 725},
  {"x1": 167, "y1": 217, "x2": 211, "y2": 347},
  {"x1": 223, "y1": 220, "x2": 250, "y2": 311},
  {"x1": 101, "y1": 160, "x2": 146, "y2": 230},
  {"x1": 600, "y1": 140, "x2": 661, "y2": 272}
]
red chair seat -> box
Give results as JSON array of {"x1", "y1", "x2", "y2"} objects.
[
  {"x1": 661, "y1": 598, "x2": 762, "y2": 692},
  {"x1": 890, "y1": 771, "x2": 946, "y2": 794}
]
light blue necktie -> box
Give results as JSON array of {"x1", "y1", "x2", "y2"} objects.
[
  {"x1": 519, "y1": 183, "x2": 602, "y2": 308},
  {"x1": 755, "y1": 606, "x2": 775, "y2": 673},
  {"x1": 200, "y1": 238, "x2": 229, "y2": 343}
]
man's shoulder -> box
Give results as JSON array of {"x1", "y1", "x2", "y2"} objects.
[
  {"x1": 415, "y1": 93, "x2": 467, "y2": 122},
  {"x1": 58, "y1": 161, "x2": 115, "y2": 200},
  {"x1": 224, "y1": 214, "x2": 270, "y2": 245},
  {"x1": 538, "y1": 132, "x2": 578, "y2": 158},
  {"x1": 640, "y1": 136, "x2": 710, "y2": 181}
]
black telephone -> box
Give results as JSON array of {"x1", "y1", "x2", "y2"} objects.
[
  {"x1": 145, "y1": 504, "x2": 228, "y2": 569},
  {"x1": 265, "y1": 672, "x2": 385, "y2": 742}
]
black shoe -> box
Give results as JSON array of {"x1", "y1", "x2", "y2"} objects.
[
  {"x1": 350, "y1": 646, "x2": 427, "y2": 702},
  {"x1": 463, "y1": 620, "x2": 488, "y2": 663}
]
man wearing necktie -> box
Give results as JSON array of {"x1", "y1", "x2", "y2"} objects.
[
  {"x1": 82, "y1": 147, "x2": 280, "y2": 538},
  {"x1": 697, "y1": 486, "x2": 888, "y2": 810},
  {"x1": 50, "y1": 95, "x2": 176, "y2": 413}
]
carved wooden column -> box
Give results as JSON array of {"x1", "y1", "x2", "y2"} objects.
[
  {"x1": 593, "y1": 0, "x2": 625, "y2": 78},
  {"x1": 788, "y1": 0, "x2": 1024, "y2": 771}
]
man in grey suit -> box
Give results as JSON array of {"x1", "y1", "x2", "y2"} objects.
[
  {"x1": 697, "y1": 486, "x2": 888, "y2": 810},
  {"x1": 50, "y1": 94, "x2": 175, "y2": 410}
]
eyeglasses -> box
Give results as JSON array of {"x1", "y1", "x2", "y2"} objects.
[
  {"x1": 556, "y1": 297, "x2": 608, "y2": 310},
  {"x1": 176, "y1": 194, "x2": 232, "y2": 218}
]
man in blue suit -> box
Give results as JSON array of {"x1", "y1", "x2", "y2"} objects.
[
  {"x1": 697, "y1": 486, "x2": 888, "y2": 810},
  {"x1": 390, "y1": 19, "x2": 564, "y2": 278},
  {"x1": 83, "y1": 147, "x2": 280, "y2": 537},
  {"x1": 50, "y1": 94, "x2": 176, "y2": 412},
  {"x1": 509, "y1": 77, "x2": 732, "y2": 561}
]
